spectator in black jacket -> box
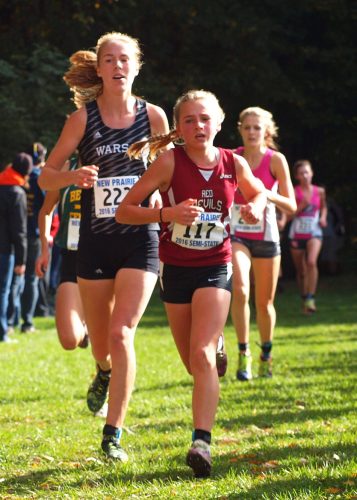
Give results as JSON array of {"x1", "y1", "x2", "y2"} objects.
[
  {"x1": 21, "y1": 142, "x2": 49, "y2": 332},
  {"x1": 0, "y1": 153, "x2": 33, "y2": 342}
]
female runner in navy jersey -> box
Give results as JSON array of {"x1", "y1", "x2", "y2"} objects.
[
  {"x1": 39, "y1": 32, "x2": 169, "y2": 461},
  {"x1": 116, "y1": 90, "x2": 266, "y2": 478}
]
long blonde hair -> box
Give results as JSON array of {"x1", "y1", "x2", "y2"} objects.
[
  {"x1": 128, "y1": 89, "x2": 225, "y2": 161},
  {"x1": 63, "y1": 32, "x2": 142, "y2": 108},
  {"x1": 238, "y1": 106, "x2": 279, "y2": 150}
]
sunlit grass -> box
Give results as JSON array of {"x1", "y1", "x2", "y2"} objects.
[{"x1": 0, "y1": 275, "x2": 356, "y2": 498}]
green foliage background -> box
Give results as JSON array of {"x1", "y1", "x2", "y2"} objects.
[{"x1": 0, "y1": 0, "x2": 356, "y2": 234}]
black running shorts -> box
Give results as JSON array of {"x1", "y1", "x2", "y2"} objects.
[
  {"x1": 231, "y1": 236, "x2": 281, "y2": 258},
  {"x1": 159, "y1": 262, "x2": 232, "y2": 304},
  {"x1": 77, "y1": 231, "x2": 159, "y2": 280},
  {"x1": 59, "y1": 248, "x2": 78, "y2": 284},
  {"x1": 289, "y1": 236, "x2": 322, "y2": 250}
]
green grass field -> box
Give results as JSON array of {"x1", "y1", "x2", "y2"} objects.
[{"x1": 1, "y1": 274, "x2": 356, "y2": 499}]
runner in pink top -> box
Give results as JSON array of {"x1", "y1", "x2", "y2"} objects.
[
  {"x1": 289, "y1": 159, "x2": 327, "y2": 314},
  {"x1": 232, "y1": 147, "x2": 278, "y2": 242},
  {"x1": 230, "y1": 107, "x2": 296, "y2": 381}
]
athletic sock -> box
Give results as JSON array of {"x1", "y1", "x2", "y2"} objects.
[
  {"x1": 98, "y1": 365, "x2": 111, "y2": 375},
  {"x1": 261, "y1": 341, "x2": 272, "y2": 361},
  {"x1": 192, "y1": 429, "x2": 211, "y2": 445},
  {"x1": 103, "y1": 424, "x2": 122, "y2": 440},
  {"x1": 238, "y1": 342, "x2": 249, "y2": 353}
]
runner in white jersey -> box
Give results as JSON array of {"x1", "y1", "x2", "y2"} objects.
[{"x1": 39, "y1": 32, "x2": 169, "y2": 462}]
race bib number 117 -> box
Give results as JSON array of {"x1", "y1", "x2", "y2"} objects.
[{"x1": 171, "y1": 212, "x2": 224, "y2": 250}]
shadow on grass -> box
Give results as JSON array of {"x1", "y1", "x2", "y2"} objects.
[
  {"x1": 135, "y1": 379, "x2": 192, "y2": 394},
  {"x1": 218, "y1": 440, "x2": 356, "y2": 464},
  {"x1": 217, "y1": 476, "x2": 353, "y2": 500},
  {"x1": 215, "y1": 441, "x2": 356, "y2": 498},
  {"x1": 0, "y1": 378, "x2": 193, "y2": 407},
  {"x1": 275, "y1": 332, "x2": 357, "y2": 346},
  {"x1": 0, "y1": 461, "x2": 195, "y2": 497},
  {"x1": 226, "y1": 348, "x2": 357, "y2": 380},
  {"x1": 0, "y1": 468, "x2": 66, "y2": 497},
  {"x1": 2, "y1": 440, "x2": 355, "y2": 498},
  {"x1": 219, "y1": 403, "x2": 356, "y2": 429}
]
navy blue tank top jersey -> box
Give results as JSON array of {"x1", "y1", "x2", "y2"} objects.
[{"x1": 78, "y1": 98, "x2": 158, "y2": 237}]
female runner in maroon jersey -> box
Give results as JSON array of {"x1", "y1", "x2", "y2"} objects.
[{"x1": 116, "y1": 90, "x2": 266, "y2": 478}]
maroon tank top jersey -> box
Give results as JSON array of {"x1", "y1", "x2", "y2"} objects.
[{"x1": 159, "y1": 146, "x2": 238, "y2": 266}]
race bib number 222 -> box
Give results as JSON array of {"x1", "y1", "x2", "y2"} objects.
[{"x1": 94, "y1": 176, "x2": 139, "y2": 218}]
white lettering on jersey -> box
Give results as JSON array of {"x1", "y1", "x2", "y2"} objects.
[{"x1": 95, "y1": 144, "x2": 129, "y2": 156}]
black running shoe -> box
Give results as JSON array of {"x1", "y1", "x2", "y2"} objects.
[
  {"x1": 87, "y1": 365, "x2": 111, "y2": 413},
  {"x1": 216, "y1": 334, "x2": 228, "y2": 377},
  {"x1": 186, "y1": 439, "x2": 212, "y2": 478},
  {"x1": 101, "y1": 435, "x2": 128, "y2": 461},
  {"x1": 78, "y1": 332, "x2": 89, "y2": 349},
  {"x1": 21, "y1": 324, "x2": 36, "y2": 334}
]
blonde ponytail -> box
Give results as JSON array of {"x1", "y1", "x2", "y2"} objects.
[
  {"x1": 128, "y1": 130, "x2": 178, "y2": 161},
  {"x1": 63, "y1": 51, "x2": 102, "y2": 108}
]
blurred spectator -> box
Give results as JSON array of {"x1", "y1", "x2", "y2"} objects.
[
  {"x1": 48, "y1": 208, "x2": 61, "y2": 311},
  {"x1": 276, "y1": 207, "x2": 288, "y2": 292},
  {"x1": 0, "y1": 153, "x2": 33, "y2": 342},
  {"x1": 7, "y1": 268, "x2": 24, "y2": 332},
  {"x1": 50, "y1": 209, "x2": 61, "y2": 289},
  {"x1": 21, "y1": 142, "x2": 48, "y2": 332}
]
